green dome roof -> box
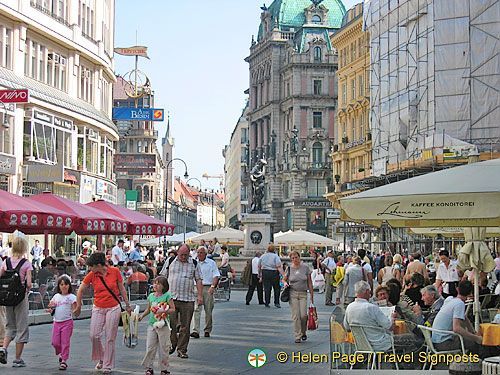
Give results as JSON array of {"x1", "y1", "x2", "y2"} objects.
[{"x1": 267, "y1": 0, "x2": 346, "y2": 29}]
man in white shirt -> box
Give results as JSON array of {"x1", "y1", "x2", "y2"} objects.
[
  {"x1": 191, "y1": 247, "x2": 220, "y2": 339},
  {"x1": 30, "y1": 240, "x2": 44, "y2": 269},
  {"x1": 245, "y1": 251, "x2": 264, "y2": 305},
  {"x1": 111, "y1": 239, "x2": 126, "y2": 266},
  {"x1": 259, "y1": 245, "x2": 285, "y2": 308},
  {"x1": 435, "y1": 249, "x2": 460, "y2": 298},
  {"x1": 357, "y1": 249, "x2": 373, "y2": 291},
  {"x1": 344, "y1": 280, "x2": 396, "y2": 352},
  {"x1": 432, "y1": 280, "x2": 485, "y2": 356},
  {"x1": 321, "y1": 250, "x2": 337, "y2": 306}
]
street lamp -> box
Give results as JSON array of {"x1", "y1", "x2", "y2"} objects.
[
  {"x1": 205, "y1": 188, "x2": 215, "y2": 231},
  {"x1": 163, "y1": 158, "x2": 188, "y2": 249},
  {"x1": 186, "y1": 177, "x2": 202, "y2": 190}
]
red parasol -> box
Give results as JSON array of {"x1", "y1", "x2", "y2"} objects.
[
  {"x1": 0, "y1": 190, "x2": 76, "y2": 234},
  {"x1": 86, "y1": 200, "x2": 175, "y2": 236},
  {"x1": 27, "y1": 193, "x2": 129, "y2": 235}
]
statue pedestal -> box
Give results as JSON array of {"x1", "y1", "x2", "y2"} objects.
[{"x1": 241, "y1": 213, "x2": 275, "y2": 257}]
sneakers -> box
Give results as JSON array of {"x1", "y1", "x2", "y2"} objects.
[
  {"x1": 204, "y1": 332, "x2": 210, "y2": 338},
  {"x1": 190, "y1": 332, "x2": 200, "y2": 339},
  {"x1": 177, "y1": 351, "x2": 188, "y2": 359},
  {"x1": 12, "y1": 359, "x2": 26, "y2": 368},
  {"x1": 0, "y1": 348, "x2": 6, "y2": 365}
]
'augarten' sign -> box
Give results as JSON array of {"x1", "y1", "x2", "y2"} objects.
[{"x1": 112, "y1": 107, "x2": 164, "y2": 121}]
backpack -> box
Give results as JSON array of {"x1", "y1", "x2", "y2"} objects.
[{"x1": 0, "y1": 258, "x2": 27, "y2": 306}]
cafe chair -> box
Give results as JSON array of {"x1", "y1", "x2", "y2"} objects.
[
  {"x1": 330, "y1": 318, "x2": 352, "y2": 369},
  {"x1": 128, "y1": 281, "x2": 149, "y2": 301},
  {"x1": 418, "y1": 325, "x2": 465, "y2": 371},
  {"x1": 349, "y1": 324, "x2": 399, "y2": 370}
]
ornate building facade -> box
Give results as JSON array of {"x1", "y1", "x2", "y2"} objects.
[
  {"x1": 329, "y1": 3, "x2": 370, "y2": 203},
  {"x1": 246, "y1": 0, "x2": 345, "y2": 236}
]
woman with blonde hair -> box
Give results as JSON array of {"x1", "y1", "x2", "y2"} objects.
[
  {"x1": 392, "y1": 254, "x2": 404, "y2": 283},
  {"x1": 0, "y1": 237, "x2": 33, "y2": 367},
  {"x1": 283, "y1": 251, "x2": 314, "y2": 343}
]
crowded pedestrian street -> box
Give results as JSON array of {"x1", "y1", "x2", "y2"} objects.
[{"x1": 13, "y1": 291, "x2": 339, "y2": 375}]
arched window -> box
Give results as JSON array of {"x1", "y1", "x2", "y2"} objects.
[
  {"x1": 137, "y1": 141, "x2": 142, "y2": 153},
  {"x1": 314, "y1": 46, "x2": 322, "y2": 62},
  {"x1": 312, "y1": 142, "x2": 323, "y2": 168},
  {"x1": 312, "y1": 15, "x2": 322, "y2": 24},
  {"x1": 136, "y1": 186, "x2": 142, "y2": 202},
  {"x1": 144, "y1": 186, "x2": 150, "y2": 202}
]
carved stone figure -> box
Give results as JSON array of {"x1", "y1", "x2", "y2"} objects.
[{"x1": 250, "y1": 159, "x2": 267, "y2": 212}]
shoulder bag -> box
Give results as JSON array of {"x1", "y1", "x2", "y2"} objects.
[
  {"x1": 280, "y1": 267, "x2": 291, "y2": 303},
  {"x1": 97, "y1": 274, "x2": 127, "y2": 327}
]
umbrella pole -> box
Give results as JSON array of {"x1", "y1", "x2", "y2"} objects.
[
  {"x1": 44, "y1": 230, "x2": 49, "y2": 256},
  {"x1": 473, "y1": 267, "x2": 480, "y2": 332},
  {"x1": 97, "y1": 234, "x2": 102, "y2": 252}
]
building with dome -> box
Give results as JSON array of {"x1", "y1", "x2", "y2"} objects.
[{"x1": 245, "y1": 0, "x2": 346, "y2": 236}]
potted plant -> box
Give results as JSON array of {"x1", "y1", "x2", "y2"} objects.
[{"x1": 334, "y1": 174, "x2": 341, "y2": 183}]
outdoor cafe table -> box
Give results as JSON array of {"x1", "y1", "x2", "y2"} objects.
[{"x1": 480, "y1": 323, "x2": 500, "y2": 346}]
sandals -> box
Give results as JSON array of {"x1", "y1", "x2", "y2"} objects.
[
  {"x1": 59, "y1": 361, "x2": 68, "y2": 371},
  {"x1": 145, "y1": 369, "x2": 154, "y2": 375},
  {"x1": 95, "y1": 361, "x2": 103, "y2": 370}
]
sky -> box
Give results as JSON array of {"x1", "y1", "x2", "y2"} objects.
[{"x1": 114, "y1": 0, "x2": 360, "y2": 191}]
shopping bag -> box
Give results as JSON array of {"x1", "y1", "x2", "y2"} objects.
[
  {"x1": 307, "y1": 304, "x2": 318, "y2": 331},
  {"x1": 312, "y1": 270, "x2": 325, "y2": 289}
]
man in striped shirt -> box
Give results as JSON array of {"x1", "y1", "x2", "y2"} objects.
[{"x1": 161, "y1": 244, "x2": 203, "y2": 359}]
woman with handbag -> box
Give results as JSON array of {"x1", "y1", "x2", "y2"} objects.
[
  {"x1": 283, "y1": 251, "x2": 314, "y2": 344},
  {"x1": 74, "y1": 252, "x2": 132, "y2": 374}
]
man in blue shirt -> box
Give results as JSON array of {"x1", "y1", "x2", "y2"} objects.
[{"x1": 128, "y1": 244, "x2": 143, "y2": 262}]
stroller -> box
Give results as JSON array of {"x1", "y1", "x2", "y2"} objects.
[{"x1": 214, "y1": 265, "x2": 231, "y2": 302}]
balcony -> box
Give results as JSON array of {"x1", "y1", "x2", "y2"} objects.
[
  {"x1": 307, "y1": 162, "x2": 332, "y2": 170},
  {"x1": 82, "y1": 31, "x2": 98, "y2": 45}
]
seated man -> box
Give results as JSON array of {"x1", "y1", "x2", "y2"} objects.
[
  {"x1": 344, "y1": 280, "x2": 396, "y2": 353},
  {"x1": 431, "y1": 280, "x2": 491, "y2": 357},
  {"x1": 412, "y1": 285, "x2": 444, "y2": 326},
  {"x1": 127, "y1": 265, "x2": 148, "y2": 285}
]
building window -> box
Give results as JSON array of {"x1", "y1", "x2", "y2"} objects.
[
  {"x1": 241, "y1": 128, "x2": 248, "y2": 144},
  {"x1": 0, "y1": 26, "x2": 12, "y2": 69},
  {"x1": 144, "y1": 186, "x2": 150, "y2": 202},
  {"x1": 312, "y1": 15, "x2": 322, "y2": 24},
  {"x1": 78, "y1": 64, "x2": 93, "y2": 103},
  {"x1": 24, "y1": 115, "x2": 72, "y2": 167},
  {"x1": 342, "y1": 83, "x2": 347, "y2": 105},
  {"x1": 313, "y1": 46, "x2": 322, "y2": 62},
  {"x1": 101, "y1": 77, "x2": 110, "y2": 112},
  {"x1": 284, "y1": 180, "x2": 291, "y2": 199},
  {"x1": 358, "y1": 75, "x2": 364, "y2": 97},
  {"x1": 313, "y1": 112, "x2": 322, "y2": 128},
  {"x1": 307, "y1": 179, "x2": 326, "y2": 197},
  {"x1": 351, "y1": 79, "x2": 356, "y2": 100},
  {"x1": 136, "y1": 186, "x2": 142, "y2": 202},
  {"x1": 79, "y1": 0, "x2": 95, "y2": 38},
  {"x1": 313, "y1": 79, "x2": 322, "y2": 95},
  {"x1": 119, "y1": 140, "x2": 126, "y2": 153},
  {"x1": 312, "y1": 142, "x2": 323, "y2": 168},
  {"x1": 307, "y1": 209, "x2": 326, "y2": 231},
  {"x1": 24, "y1": 39, "x2": 67, "y2": 91},
  {"x1": 137, "y1": 141, "x2": 142, "y2": 153},
  {"x1": 285, "y1": 209, "x2": 292, "y2": 230}
]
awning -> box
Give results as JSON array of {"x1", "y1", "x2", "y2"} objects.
[
  {"x1": 63, "y1": 171, "x2": 78, "y2": 184},
  {"x1": 86, "y1": 200, "x2": 174, "y2": 236},
  {"x1": 28, "y1": 192, "x2": 128, "y2": 235},
  {"x1": 0, "y1": 190, "x2": 77, "y2": 234}
]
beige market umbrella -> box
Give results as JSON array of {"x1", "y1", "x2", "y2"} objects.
[
  {"x1": 187, "y1": 227, "x2": 244, "y2": 246},
  {"x1": 273, "y1": 229, "x2": 339, "y2": 247},
  {"x1": 409, "y1": 227, "x2": 500, "y2": 237},
  {"x1": 340, "y1": 158, "x2": 500, "y2": 332},
  {"x1": 339, "y1": 158, "x2": 500, "y2": 228},
  {"x1": 458, "y1": 227, "x2": 496, "y2": 331}
]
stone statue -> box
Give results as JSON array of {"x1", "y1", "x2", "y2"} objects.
[{"x1": 250, "y1": 159, "x2": 267, "y2": 212}]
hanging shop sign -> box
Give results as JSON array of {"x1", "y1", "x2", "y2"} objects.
[
  {"x1": 0, "y1": 154, "x2": 16, "y2": 175},
  {"x1": 114, "y1": 46, "x2": 149, "y2": 58},
  {"x1": 112, "y1": 107, "x2": 164, "y2": 121},
  {"x1": 0, "y1": 89, "x2": 29, "y2": 103}
]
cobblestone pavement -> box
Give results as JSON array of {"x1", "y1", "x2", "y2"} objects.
[{"x1": 3, "y1": 291, "x2": 334, "y2": 375}]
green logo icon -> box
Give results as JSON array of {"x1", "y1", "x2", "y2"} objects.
[{"x1": 248, "y1": 348, "x2": 267, "y2": 368}]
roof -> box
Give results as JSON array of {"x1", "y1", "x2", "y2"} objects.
[
  {"x1": 341, "y1": 2, "x2": 363, "y2": 27},
  {"x1": 259, "y1": 0, "x2": 346, "y2": 39},
  {"x1": 113, "y1": 76, "x2": 129, "y2": 100}
]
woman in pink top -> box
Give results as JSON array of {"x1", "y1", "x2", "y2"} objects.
[{"x1": 0, "y1": 237, "x2": 33, "y2": 368}]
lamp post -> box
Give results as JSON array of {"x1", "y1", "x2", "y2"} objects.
[
  {"x1": 205, "y1": 188, "x2": 215, "y2": 231},
  {"x1": 163, "y1": 158, "x2": 188, "y2": 249},
  {"x1": 0, "y1": 101, "x2": 10, "y2": 128}
]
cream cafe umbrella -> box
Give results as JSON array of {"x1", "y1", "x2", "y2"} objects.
[
  {"x1": 458, "y1": 227, "x2": 495, "y2": 331},
  {"x1": 339, "y1": 158, "x2": 500, "y2": 228},
  {"x1": 273, "y1": 229, "x2": 339, "y2": 247},
  {"x1": 187, "y1": 227, "x2": 244, "y2": 245},
  {"x1": 409, "y1": 227, "x2": 500, "y2": 237}
]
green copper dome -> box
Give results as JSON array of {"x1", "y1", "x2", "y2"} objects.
[{"x1": 266, "y1": 0, "x2": 346, "y2": 30}]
